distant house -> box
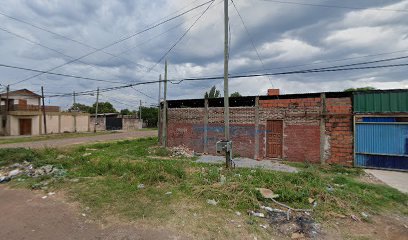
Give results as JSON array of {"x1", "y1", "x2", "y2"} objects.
[
  {"x1": 0, "y1": 89, "x2": 89, "y2": 136},
  {"x1": 90, "y1": 113, "x2": 142, "y2": 131}
]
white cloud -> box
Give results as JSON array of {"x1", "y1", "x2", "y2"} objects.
[{"x1": 260, "y1": 38, "x2": 322, "y2": 61}]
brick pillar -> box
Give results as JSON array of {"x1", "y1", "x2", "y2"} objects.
[
  {"x1": 204, "y1": 98, "x2": 209, "y2": 153},
  {"x1": 254, "y1": 96, "x2": 260, "y2": 159},
  {"x1": 320, "y1": 93, "x2": 327, "y2": 164}
]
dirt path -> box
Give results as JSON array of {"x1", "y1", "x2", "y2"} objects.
[
  {"x1": 0, "y1": 186, "x2": 187, "y2": 240},
  {"x1": 0, "y1": 131, "x2": 157, "y2": 149}
]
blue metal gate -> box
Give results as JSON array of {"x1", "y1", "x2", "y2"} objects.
[{"x1": 355, "y1": 119, "x2": 408, "y2": 171}]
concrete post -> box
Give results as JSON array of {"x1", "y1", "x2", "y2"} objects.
[
  {"x1": 204, "y1": 98, "x2": 209, "y2": 153},
  {"x1": 58, "y1": 114, "x2": 61, "y2": 133},
  {"x1": 254, "y1": 96, "x2": 260, "y2": 159},
  {"x1": 320, "y1": 93, "x2": 327, "y2": 164}
]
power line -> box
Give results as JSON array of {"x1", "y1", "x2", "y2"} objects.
[
  {"x1": 0, "y1": 26, "x2": 131, "y2": 85},
  {"x1": 130, "y1": 86, "x2": 156, "y2": 101},
  {"x1": 45, "y1": 62, "x2": 408, "y2": 98},
  {"x1": 8, "y1": 0, "x2": 215, "y2": 86},
  {"x1": 230, "y1": 0, "x2": 275, "y2": 88},
  {"x1": 0, "y1": 63, "x2": 130, "y2": 84},
  {"x1": 149, "y1": 0, "x2": 216, "y2": 71},
  {"x1": 260, "y1": 0, "x2": 408, "y2": 13},
  {"x1": 231, "y1": 49, "x2": 408, "y2": 75},
  {"x1": 0, "y1": 1, "x2": 211, "y2": 74}
]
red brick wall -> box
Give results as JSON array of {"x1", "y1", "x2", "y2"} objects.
[
  {"x1": 325, "y1": 97, "x2": 353, "y2": 166},
  {"x1": 164, "y1": 95, "x2": 354, "y2": 166}
]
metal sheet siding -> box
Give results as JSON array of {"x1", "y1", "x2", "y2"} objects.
[
  {"x1": 355, "y1": 123, "x2": 408, "y2": 170},
  {"x1": 356, "y1": 124, "x2": 408, "y2": 155},
  {"x1": 354, "y1": 91, "x2": 408, "y2": 113}
]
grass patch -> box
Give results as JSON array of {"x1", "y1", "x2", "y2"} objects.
[
  {"x1": 0, "y1": 131, "x2": 116, "y2": 145},
  {"x1": 2, "y1": 137, "x2": 407, "y2": 223}
]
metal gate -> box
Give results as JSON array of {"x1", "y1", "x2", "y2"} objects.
[
  {"x1": 355, "y1": 117, "x2": 408, "y2": 171},
  {"x1": 106, "y1": 116, "x2": 123, "y2": 130}
]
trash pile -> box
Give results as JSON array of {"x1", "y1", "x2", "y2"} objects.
[
  {"x1": 249, "y1": 188, "x2": 319, "y2": 239},
  {"x1": 0, "y1": 161, "x2": 66, "y2": 184},
  {"x1": 169, "y1": 145, "x2": 194, "y2": 158}
]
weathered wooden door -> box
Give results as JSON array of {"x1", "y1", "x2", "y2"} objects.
[
  {"x1": 19, "y1": 119, "x2": 32, "y2": 135},
  {"x1": 267, "y1": 120, "x2": 283, "y2": 158}
]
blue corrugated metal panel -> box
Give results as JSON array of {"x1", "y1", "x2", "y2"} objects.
[
  {"x1": 362, "y1": 117, "x2": 396, "y2": 122},
  {"x1": 356, "y1": 124, "x2": 408, "y2": 155},
  {"x1": 355, "y1": 154, "x2": 408, "y2": 170}
]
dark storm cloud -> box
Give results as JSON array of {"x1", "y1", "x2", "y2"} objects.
[{"x1": 1, "y1": 0, "x2": 407, "y2": 110}]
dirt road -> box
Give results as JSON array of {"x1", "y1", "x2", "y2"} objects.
[
  {"x1": 0, "y1": 130, "x2": 157, "y2": 149},
  {"x1": 0, "y1": 186, "x2": 186, "y2": 240}
]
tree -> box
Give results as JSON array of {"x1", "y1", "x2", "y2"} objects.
[
  {"x1": 204, "y1": 86, "x2": 221, "y2": 98},
  {"x1": 89, "y1": 102, "x2": 117, "y2": 114},
  {"x1": 230, "y1": 92, "x2": 242, "y2": 97},
  {"x1": 120, "y1": 109, "x2": 133, "y2": 115},
  {"x1": 69, "y1": 103, "x2": 91, "y2": 113},
  {"x1": 140, "y1": 107, "x2": 158, "y2": 128},
  {"x1": 344, "y1": 87, "x2": 376, "y2": 92}
]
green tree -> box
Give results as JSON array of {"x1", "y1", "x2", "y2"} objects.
[
  {"x1": 89, "y1": 102, "x2": 117, "y2": 114},
  {"x1": 344, "y1": 87, "x2": 377, "y2": 92},
  {"x1": 69, "y1": 103, "x2": 91, "y2": 113},
  {"x1": 230, "y1": 92, "x2": 242, "y2": 97},
  {"x1": 120, "y1": 109, "x2": 133, "y2": 115},
  {"x1": 204, "y1": 86, "x2": 221, "y2": 98},
  {"x1": 140, "y1": 107, "x2": 158, "y2": 128}
]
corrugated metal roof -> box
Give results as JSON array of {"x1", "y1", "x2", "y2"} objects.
[{"x1": 354, "y1": 90, "x2": 408, "y2": 113}]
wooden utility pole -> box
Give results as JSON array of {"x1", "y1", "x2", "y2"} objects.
[
  {"x1": 94, "y1": 87, "x2": 99, "y2": 133},
  {"x1": 162, "y1": 60, "x2": 168, "y2": 147},
  {"x1": 3, "y1": 85, "x2": 9, "y2": 135},
  {"x1": 73, "y1": 91, "x2": 77, "y2": 132},
  {"x1": 139, "y1": 99, "x2": 142, "y2": 123},
  {"x1": 41, "y1": 86, "x2": 47, "y2": 135},
  {"x1": 223, "y1": 0, "x2": 231, "y2": 168},
  {"x1": 158, "y1": 74, "x2": 162, "y2": 141}
]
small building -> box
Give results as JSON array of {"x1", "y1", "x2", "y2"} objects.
[
  {"x1": 90, "y1": 113, "x2": 142, "y2": 131},
  {"x1": 160, "y1": 88, "x2": 408, "y2": 170},
  {"x1": 0, "y1": 89, "x2": 90, "y2": 136}
]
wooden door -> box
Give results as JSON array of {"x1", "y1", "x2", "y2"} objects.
[
  {"x1": 19, "y1": 119, "x2": 32, "y2": 135},
  {"x1": 267, "y1": 120, "x2": 283, "y2": 158}
]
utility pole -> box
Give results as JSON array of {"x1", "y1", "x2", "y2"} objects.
[
  {"x1": 73, "y1": 90, "x2": 77, "y2": 132},
  {"x1": 223, "y1": 0, "x2": 231, "y2": 168},
  {"x1": 139, "y1": 99, "x2": 142, "y2": 123},
  {"x1": 162, "y1": 60, "x2": 168, "y2": 147},
  {"x1": 94, "y1": 87, "x2": 99, "y2": 133},
  {"x1": 41, "y1": 86, "x2": 47, "y2": 135},
  {"x1": 158, "y1": 74, "x2": 162, "y2": 141},
  {"x1": 4, "y1": 85, "x2": 9, "y2": 135}
]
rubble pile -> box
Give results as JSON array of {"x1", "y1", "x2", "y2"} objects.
[
  {"x1": 0, "y1": 161, "x2": 66, "y2": 184},
  {"x1": 169, "y1": 145, "x2": 194, "y2": 158}
]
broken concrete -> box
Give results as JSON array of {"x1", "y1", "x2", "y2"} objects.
[{"x1": 197, "y1": 155, "x2": 298, "y2": 173}]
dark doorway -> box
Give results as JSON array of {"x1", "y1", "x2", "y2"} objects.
[
  {"x1": 19, "y1": 118, "x2": 32, "y2": 135},
  {"x1": 106, "y1": 116, "x2": 122, "y2": 130},
  {"x1": 267, "y1": 120, "x2": 283, "y2": 158}
]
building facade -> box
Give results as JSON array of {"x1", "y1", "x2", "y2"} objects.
[
  {"x1": 160, "y1": 89, "x2": 408, "y2": 170},
  {"x1": 0, "y1": 89, "x2": 90, "y2": 136}
]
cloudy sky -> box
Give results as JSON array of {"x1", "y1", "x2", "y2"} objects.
[{"x1": 0, "y1": 0, "x2": 407, "y2": 110}]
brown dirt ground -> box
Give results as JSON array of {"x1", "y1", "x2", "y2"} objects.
[
  {"x1": 1, "y1": 185, "x2": 407, "y2": 240},
  {"x1": 0, "y1": 185, "x2": 187, "y2": 240},
  {"x1": 0, "y1": 130, "x2": 157, "y2": 149}
]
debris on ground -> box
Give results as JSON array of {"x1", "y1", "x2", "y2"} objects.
[
  {"x1": 235, "y1": 211, "x2": 242, "y2": 216},
  {"x1": 267, "y1": 210, "x2": 320, "y2": 238},
  {"x1": 256, "y1": 188, "x2": 279, "y2": 199},
  {"x1": 165, "y1": 191, "x2": 172, "y2": 195},
  {"x1": 169, "y1": 145, "x2": 194, "y2": 158},
  {"x1": 207, "y1": 199, "x2": 218, "y2": 206},
  {"x1": 82, "y1": 153, "x2": 92, "y2": 157},
  {"x1": 137, "y1": 184, "x2": 145, "y2": 189},
  {"x1": 248, "y1": 211, "x2": 265, "y2": 218},
  {"x1": 0, "y1": 161, "x2": 67, "y2": 184}
]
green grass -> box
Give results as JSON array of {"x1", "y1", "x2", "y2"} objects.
[
  {"x1": 2, "y1": 137, "x2": 407, "y2": 222},
  {"x1": 0, "y1": 131, "x2": 116, "y2": 145}
]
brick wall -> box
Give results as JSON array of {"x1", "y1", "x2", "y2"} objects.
[
  {"x1": 325, "y1": 97, "x2": 353, "y2": 166},
  {"x1": 164, "y1": 95, "x2": 353, "y2": 166}
]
